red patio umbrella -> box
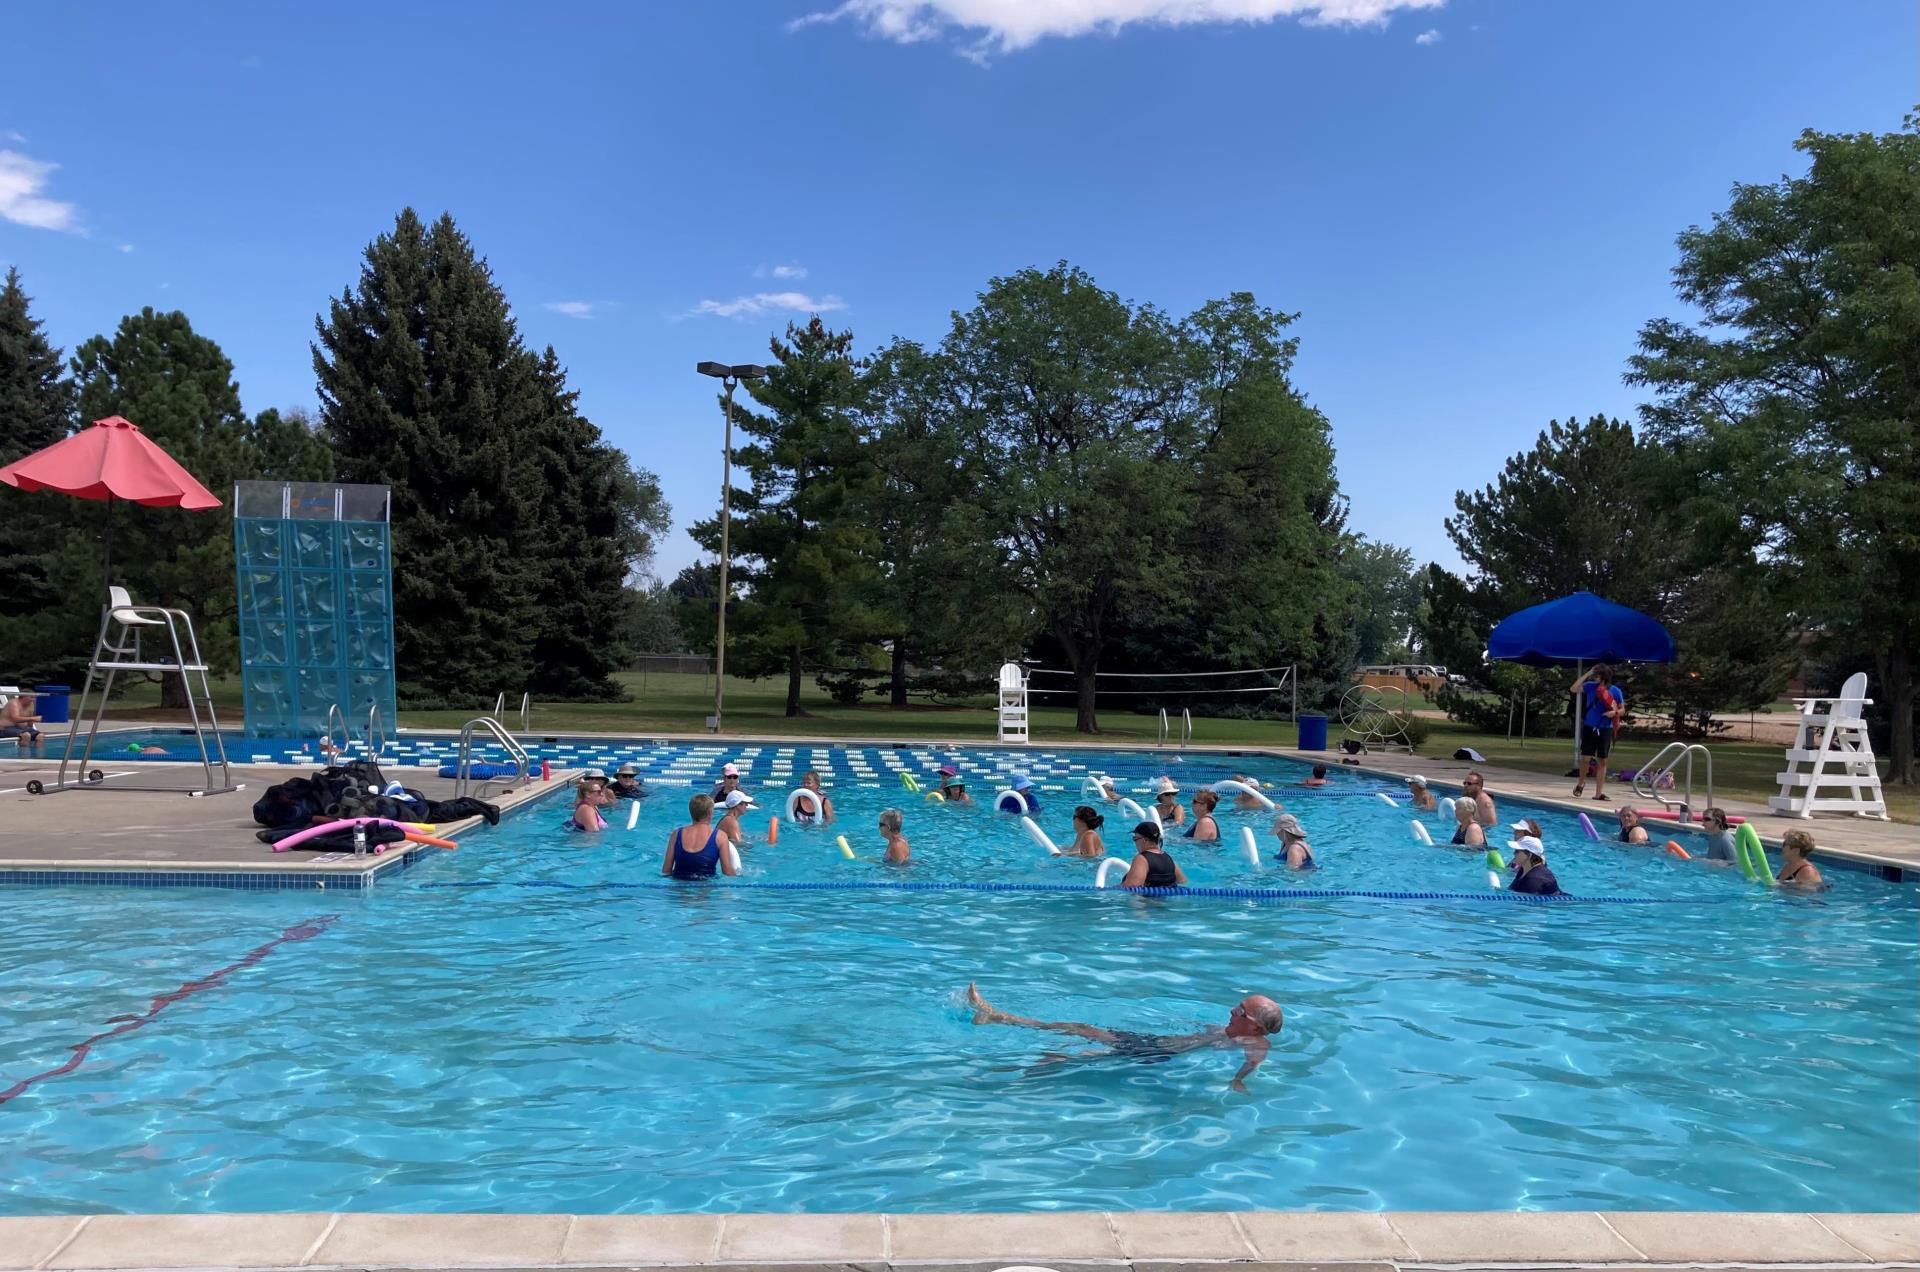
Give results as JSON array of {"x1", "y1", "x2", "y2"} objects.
[{"x1": 0, "y1": 414, "x2": 222, "y2": 596}]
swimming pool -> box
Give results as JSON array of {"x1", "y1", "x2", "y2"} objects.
[{"x1": 2, "y1": 744, "x2": 1914, "y2": 1216}]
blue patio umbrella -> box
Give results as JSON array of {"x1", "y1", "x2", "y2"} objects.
[{"x1": 1487, "y1": 591, "x2": 1676, "y2": 770}]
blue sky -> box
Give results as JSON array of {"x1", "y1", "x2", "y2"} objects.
[{"x1": 3, "y1": 1, "x2": 1912, "y2": 584}]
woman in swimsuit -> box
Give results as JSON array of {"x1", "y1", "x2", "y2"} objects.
[
  {"x1": 661, "y1": 793, "x2": 739, "y2": 879},
  {"x1": 1617, "y1": 806, "x2": 1650, "y2": 845},
  {"x1": 879, "y1": 807, "x2": 911, "y2": 863},
  {"x1": 570, "y1": 777, "x2": 608, "y2": 833},
  {"x1": 1121, "y1": 821, "x2": 1187, "y2": 890},
  {"x1": 1450, "y1": 797, "x2": 1485, "y2": 848},
  {"x1": 1067, "y1": 805, "x2": 1106, "y2": 858},
  {"x1": 1152, "y1": 778, "x2": 1185, "y2": 828},
  {"x1": 1777, "y1": 829, "x2": 1823, "y2": 888},
  {"x1": 1185, "y1": 789, "x2": 1221, "y2": 842},
  {"x1": 795, "y1": 770, "x2": 836, "y2": 822},
  {"x1": 1272, "y1": 812, "x2": 1314, "y2": 869}
]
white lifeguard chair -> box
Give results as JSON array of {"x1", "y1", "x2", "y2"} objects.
[
  {"x1": 997, "y1": 662, "x2": 1030, "y2": 744},
  {"x1": 1769, "y1": 671, "x2": 1888, "y2": 821}
]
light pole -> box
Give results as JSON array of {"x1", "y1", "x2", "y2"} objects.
[{"x1": 696, "y1": 360, "x2": 769, "y2": 733}]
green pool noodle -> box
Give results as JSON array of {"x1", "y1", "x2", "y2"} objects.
[
  {"x1": 1735, "y1": 822, "x2": 1775, "y2": 886},
  {"x1": 1484, "y1": 849, "x2": 1505, "y2": 870}
]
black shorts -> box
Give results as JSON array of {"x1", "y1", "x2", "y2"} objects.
[{"x1": 1580, "y1": 724, "x2": 1614, "y2": 759}]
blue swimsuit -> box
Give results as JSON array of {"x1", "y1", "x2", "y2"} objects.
[{"x1": 670, "y1": 826, "x2": 722, "y2": 879}]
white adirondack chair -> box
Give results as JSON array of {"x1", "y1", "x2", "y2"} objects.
[
  {"x1": 997, "y1": 662, "x2": 1030, "y2": 744},
  {"x1": 1769, "y1": 671, "x2": 1888, "y2": 820}
]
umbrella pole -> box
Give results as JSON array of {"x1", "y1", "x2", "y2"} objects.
[
  {"x1": 1571, "y1": 658, "x2": 1582, "y2": 779},
  {"x1": 100, "y1": 496, "x2": 116, "y2": 599}
]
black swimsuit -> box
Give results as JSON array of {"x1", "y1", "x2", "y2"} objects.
[{"x1": 1140, "y1": 851, "x2": 1178, "y2": 887}]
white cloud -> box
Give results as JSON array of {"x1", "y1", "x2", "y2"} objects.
[
  {"x1": 795, "y1": 0, "x2": 1444, "y2": 57},
  {"x1": 753, "y1": 262, "x2": 809, "y2": 280},
  {"x1": 3, "y1": 130, "x2": 25, "y2": 143},
  {"x1": 1414, "y1": 27, "x2": 1440, "y2": 43},
  {"x1": 117, "y1": 242, "x2": 134, "y2": 253},
  {"x1": 0, "y1": 149, "x2": 79, "y2": 231},
  {"x1": 545, "y1": 300, "x2": 599, "y2": 318},
  {"x1": 691, "y1": 291, "x2": 847, "y2": 320}
]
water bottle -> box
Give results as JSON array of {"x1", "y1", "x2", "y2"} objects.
[{"x1": 352, "y1": 824, "x2": 367, "y2": 856}]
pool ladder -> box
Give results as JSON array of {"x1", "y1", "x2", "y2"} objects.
[
  {"x1": 1632, "y1": 742, "x2": 1713, "y2": 820},
  {"x1": 453, "y1": 716, "x2": 533, "y2": 798},
  {"x1": 322, "y1": 701, "x2": 389, "y2": 764},
  {"x1": 1156, "y1": 708, "x2": 1193, "y2": 749},
  {"x1": 493, "y1": 690, "x2": 532, "y2": 731}
]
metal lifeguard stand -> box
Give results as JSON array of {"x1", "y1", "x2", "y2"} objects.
[{"x1": 29, "y1": 587, "x2": 238, "y2": 797}]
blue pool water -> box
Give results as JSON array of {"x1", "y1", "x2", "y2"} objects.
[{"x1": 2, "y1": 744, "x2": 1914, "y2": 1215}]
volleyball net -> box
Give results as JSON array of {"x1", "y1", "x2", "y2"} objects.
[{"x1": 1021, "y1": 664, "x2": 1298, "y2": 719}]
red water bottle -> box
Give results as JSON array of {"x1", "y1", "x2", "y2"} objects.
[{"x1": 541, "y1": 759, "x2": 551, "y2": 782}]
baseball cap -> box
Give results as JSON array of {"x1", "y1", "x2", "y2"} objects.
[
  {"x1": 938, "y1": 765, "x2": 958, "y2": 778},
  {"x1": 1409, "y1": 774, "x2": 1428, "y2": 787},
  {"x1": 722, "y1": 763, "x2": 740, "y2": 777},
  {"x1": 724, "y1": 790, "x2": 756, "y2": 808},
  {"x1": 1507, "y1": 833, "x2": 1545, "y2": 858}
]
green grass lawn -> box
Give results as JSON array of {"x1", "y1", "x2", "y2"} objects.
[{"x1": 97, "y1": 670, "x2": 1914, "y2": 821}]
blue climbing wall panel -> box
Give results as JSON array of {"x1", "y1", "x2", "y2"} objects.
[{"x1": 233, "y1": 481, "x2": 396, "y2": 740}]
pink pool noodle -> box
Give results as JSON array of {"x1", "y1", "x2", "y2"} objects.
[{"x1": 272, "y1": 817, "x2": 409, "y2": 853}]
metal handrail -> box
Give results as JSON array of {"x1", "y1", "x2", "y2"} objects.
[
  {"x1": 1632, "y1": 741, "x2": 1712, "y2": 818},
  {"x1": 325, "y1": 702, "x2": 350, "y2": 757},
  {"x1": 365, "y1": 702, "x2": 388, "y2": 760},
  {"x1": 1181, "y1": 707, "x2": 1192, "y2": 747},
  {"x1": 493, "y1": 691, "x2": 506, "y2": 717},
  {"x1": 454, "y1": 716, "x2": 531, "y2": 798},
  {"x1": 1157, "y1": 707, "x2": 1169, "y2": 746},
  {"x1": 519, "y1": 691, "x2": 531, "y2": 732}
]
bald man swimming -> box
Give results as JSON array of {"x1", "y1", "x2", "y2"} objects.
[{"x1": 966, "y1": 983, "x2": 1282, "y2": 1092}]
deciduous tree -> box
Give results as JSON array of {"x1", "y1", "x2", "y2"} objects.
[{"x1": 1630, "y1": 113, "x2": 1920, "y2": 781}]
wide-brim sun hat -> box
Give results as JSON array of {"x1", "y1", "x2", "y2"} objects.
[
  {"x1": 1012, "y1": 774, "x2": 1034, "y2": 790},
  {"x1": 1155, "y1": 776, "x2": 1179, "y2": 796},
  {"x1": 615, "y1": 765, "x2": 639, "y2": 777},
  {"x1": 938, "y1": 766, "x2": 958, "y2": 778},
  {"x1": 1273, "y1": 813, "x2": 1306, "y2": 837}
]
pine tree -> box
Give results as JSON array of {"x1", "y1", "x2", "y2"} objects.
[
  {"x1": 0, "y1": 267, "x2": 76, "y2": 622},
  {"x1": 313, "y1": 210, "x2": 549, "y2": 707},
  {"x1": 525, "y1": 347, "x2": 670, "y2": 699}
]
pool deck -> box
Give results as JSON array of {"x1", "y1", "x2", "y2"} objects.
[
  {"x1": 0, "y1": 758, "x2": 558, "y2": 888},
  {"x1": 0, "y1": 1209, "x2": 1913, "y2": 1270}
]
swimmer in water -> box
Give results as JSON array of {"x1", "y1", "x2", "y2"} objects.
[
  {"x1": 719, "y1": 788, "x2": 757, "y2": 846},
  {"x1": 1407, "y1": 775, "x2": 1437, "y2": 811},
  {"x1": 1152, "y1": 777, "x2": 1185, "y2": 828},
  {"x1": 1272, "y1": 812, "x2": 1314, "y2": 869},
  {"x1": 796, "y1": 770, "x2": 836, "y2": 822},
  {"x1": 936, "y1": 766, "x2": 971, "y2": 806},
  {"x1": 965, "y1": 982, "x2": 1282, "y2": 1093},
  {"x1": 1450, "y1": 797, "x2": 1486, "y2": 848},
  {"x1": 1228, "y1": 776, "x2": 1267, "y2": 811},
  {"x1": 1121, "y1": 821, "x2": 1187, "y2": 889},
  {"x1": 1617, "y1": 806, "x2": 1650, "y2": 845},
  {"x1": 1066, "y1": 805, "x2": 1106, "y2": 857},
  {"x1": 1299, "y1": 764, "x2": 1330, "y2": 788},
  {"x1": 1087, "y1": 774, "x2": 1120, "y2": 802},
  {"x1": 1776, "y1": 829, "x2": 1823, "y2": 888},
  {"x1": 880, "y1": 807, "x2": 911, "y2": 863},
  {"x1": 1185, "y1": 789, "x2": 1221, "y2": 842}
]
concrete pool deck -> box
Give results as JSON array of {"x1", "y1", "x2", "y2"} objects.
[
  {"x1": 0, "y1": 1209, "x2": 1914, "y2": 1269},
  {"x1": 0, "y1": 758, "x2": 557, "y2": 887}
]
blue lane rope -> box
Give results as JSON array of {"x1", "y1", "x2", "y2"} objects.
[{"x1": 417, "y1": 879, "x2": 1725, "y2": 903}]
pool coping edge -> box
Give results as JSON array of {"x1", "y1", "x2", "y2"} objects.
[{"x1": 2, "y1": 1211, "x2": 1914, "y2": 1270}]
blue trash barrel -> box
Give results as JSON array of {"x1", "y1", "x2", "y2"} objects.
[
  {"x1": 33, "y1": 685, "x2": 72, "y2": 724},
  {"x1": 1297, "y1": 713, "x2": 1328, "y2": 751}
]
